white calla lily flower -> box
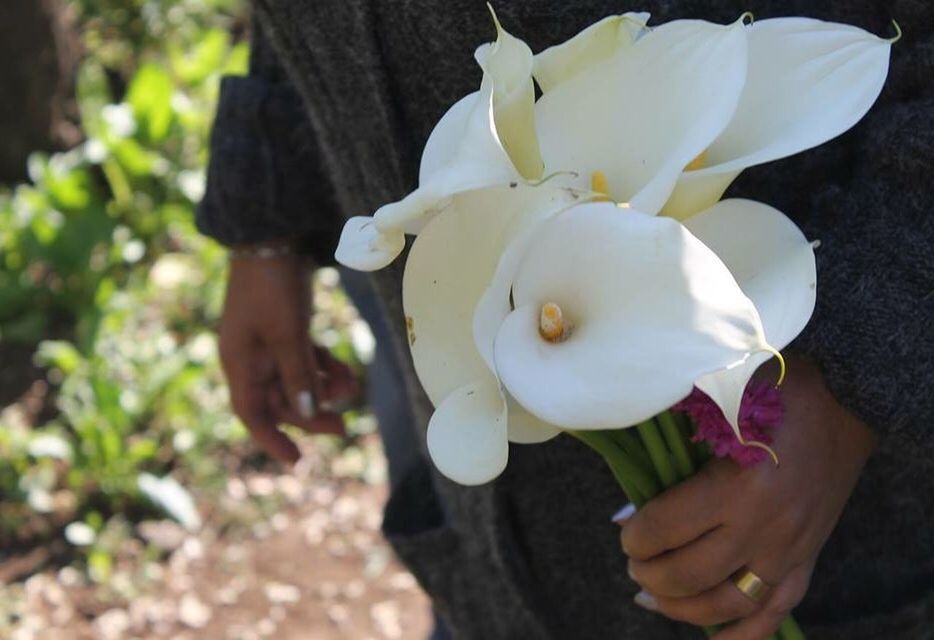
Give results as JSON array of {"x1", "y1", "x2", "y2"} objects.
[
  {"x1": 334, "y1": 10, "x2": 889, "y2": 484},
  {"x1": 402, "y1": 182, "x2": 582, "y2": 483},
  {"x1": 402, "y1": 183, "x2": 580, "y2": 406},
  {"x1": 535, "y1": 17, "x2": 749, "y2": 213},
  {"x1": 663, "y1": 17, "x2": 894, "y2": 219},
  {"x1": 683, "y1": 198, "x2": 816, "y2": 439},
  {"x1": 532, "y1": 12, "x2": 651, "y2": 92},
  {"x1": 334, "y1": 217, "x2": 406, "y2": 272},
  {"x1": 491, "y1": 203, "x2": 773, "y2": 430},
  {"x1": 335, "y1": 9, "x2": 539, "y2": 271},
  {"x1": 426, "y1": 377, "x2": 509, "y2": 486},
  {"x1": 504, "y1": 397, "x2": 563, "y2": 444}
]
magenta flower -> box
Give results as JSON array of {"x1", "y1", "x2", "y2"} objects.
[{"x1": 672, "y1": 380, "x2": 783, "y2": 466}]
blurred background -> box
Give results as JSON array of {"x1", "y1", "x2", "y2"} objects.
[{"x1": 0, "y1": 1, "x2": 429, "y2": 638}]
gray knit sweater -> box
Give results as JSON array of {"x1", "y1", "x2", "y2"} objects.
[{"x1": 198, "y1": 1, "x2": 934, "y2": 638}]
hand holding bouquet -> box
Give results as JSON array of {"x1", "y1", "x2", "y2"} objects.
[{"x1": 336, "y1": 7, "x2": 894, "y2": 637}]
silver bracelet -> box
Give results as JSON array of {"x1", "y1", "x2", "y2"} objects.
[{"x1": 229, "y1": 244, "x2": 295, "y2": 259}]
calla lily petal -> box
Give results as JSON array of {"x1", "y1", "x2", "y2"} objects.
[
  {"x1": 477, "y1": 9, "x2": 543, "y2": 179},
  {"x1": 533, "y1": 12, "x2": 650, "y2": 93},
  {"x1": 372, "y1": 15, "x2": 541, "y2": 237},
  {"x1": 418, "y1": 91, "x2": 488, "y2": 186},
  {"x1": 693, "y1": 353, "x2": 772, "y2": 442},
  {"x1": 664, "y1": 18, "x2": 892, "y2": 219},
  {"x1": 334, "y1": 216, "x2": 406, "y2": 271},
  {"x1": 684, "y1": 199, "x2": 817, "y2": 349},
  {"x1": 403, "y1": 183, "x2": 580, "y2": 406},
  {"x1": 427, "y1": 378, "x2": 508, "y2": 486},
  {"x1": 506, "y1": 398, "x2": 562, "y2": 444},
  {"x1": 471, "y1": 186, "x2": 581, "y2": 373},
  {"x1": 684, "y1": 198, "x2": 816, "y2": 431},
  {"x1": 659, "y1": 169, "x2": 741, "y2": 223},
  {"x1": 494, "y1": 202, "x2": 769, "y2": 430},
  {"x1": 372, "y1": 84, "x2": 515, "y2": 237},
  {"x1": 535, "y1": 18, "x2": 748, "y2": 214}
]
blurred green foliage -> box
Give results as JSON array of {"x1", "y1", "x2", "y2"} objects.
[{"x1": 0, "y1": 0, "x2": 365, "y2": 568}]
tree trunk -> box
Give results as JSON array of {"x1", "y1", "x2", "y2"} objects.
[{"x1": 0, "y1": 0, "x2": 81, "y2": 184}]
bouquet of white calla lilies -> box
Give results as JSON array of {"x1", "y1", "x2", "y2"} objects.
[
  {"x1": 336, "y1": 7, "x2": 893, "y2": 488},
  {"x1": 336, "y1": 8, "x2": 895, "y2": 637}
]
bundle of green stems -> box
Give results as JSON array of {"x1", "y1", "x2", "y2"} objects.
[{"x1": 570, "y1": 410, "x2": 804, "y2": 640}]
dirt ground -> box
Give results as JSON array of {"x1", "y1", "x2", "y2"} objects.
[{"x1": 1, "y1": 438, "x2": 433, "y2": 640}]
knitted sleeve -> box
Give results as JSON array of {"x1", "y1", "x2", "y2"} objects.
[{"x1": 196, "y1": 12, "x2": 340, "y2": 263}]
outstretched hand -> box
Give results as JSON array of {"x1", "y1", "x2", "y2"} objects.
[
  {"x1": 619, "y1": 356, "x2": 875, "y2": 639},
  {"x1": 219, "y1": 249, "x2": 360, "y2": 464}
]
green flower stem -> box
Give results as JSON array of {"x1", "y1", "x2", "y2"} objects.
[
  {"x1": 607, "y1": 429, "x2": 654, "y2": 475},
  {"x1": 657, "y1": 411, "x2": 695, "y2": 478},
  {"x1": 779, "y1": 616, "x2": 806, "y2": 640},
  {"x1": 568, "y1": 431, "x2": 659, "y2": 507},
  {"x1": 674, "y1": 411, "x2": 711, "y2": 464},
  {"x1": 675, "y1": 411, "x2": 694, "y2": 439},
  {"x1": 703, "y1": 625, "x2": 720, "y2": 637},
  {"x1": 636, "y1": 419, "x2": 679, "y2": 489},
  {"x1": 674, "y1": 411, "x2": 696, "y2": 449}
]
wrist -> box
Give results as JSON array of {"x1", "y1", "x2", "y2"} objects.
[{"x1": 229, "y1": 239, "x2": 297, "y2": 259}]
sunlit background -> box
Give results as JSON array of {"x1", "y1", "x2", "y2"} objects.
[{"x1": 0, "y1": 1, "x2": 429, "y2": 637}]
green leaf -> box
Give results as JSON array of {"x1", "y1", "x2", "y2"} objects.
[
  {"x1": 126, "y1": 64, "x2": 174, "y2": 143},
  {"x1": 224, "y1": 42, "x2": 250, "y2": 76},
  {"x1": 76, "y1": 61, "x2": 111, "y2": 138},
  {"x1": 45, "y1": 166, "x2": 96, "y2": 211},
  {"x1": 169, "y1": 28, "x2": 230, "y2": 85},
  {"x1": 36, "y1": 340, "x2": 84, "y2": 375},
  {"x1": 88, "y1": 548, "x2": 113, "y2": 583},
  {"x1": 127, "y1": 439, "x2": 158, "y2": 463},
  {"x1": 0, "y1": 272, "x2": 35, "y2": 324},
  {"x1": 110, "y1": 138, "x2": 160, "y2": 177}
]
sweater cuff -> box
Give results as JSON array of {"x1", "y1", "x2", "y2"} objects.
[{"x1": 197, "y1": 75, "x2": 340, "y2": 264}]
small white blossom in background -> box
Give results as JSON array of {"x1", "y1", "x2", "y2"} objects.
[
  {"x1": 138, "y1": 473, "x2": 202, "y2": 531},
  {"x1": 101, "y1": 104, "x2": 138, "y2": 138},
  {"x1": 178, "y1": 169, "x2": 206, "y2": 202},
  {"x1": 64, "y1": 522, "x2": 96, "y2": 547}
]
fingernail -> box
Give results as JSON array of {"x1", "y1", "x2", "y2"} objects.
[
  {"x1": 634, "y1": 590, "x2": 657, "y2": 611},
  {"x1": 298, "y1": 391, "x2": 315, "y2": 419},
  {"x1": 611, "y1": 503, "x2": 636, "y2": 524}
]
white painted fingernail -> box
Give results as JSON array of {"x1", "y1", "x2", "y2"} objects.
[
  {"x1": 611, "y1": 503, "x2": 636, "y2": 524},
  {"x1": 298, "y1": 391, "x2": 315, "y2": 419},
  {"x1": 634, "y1": 590, "x2": 658, "y2": 611}
]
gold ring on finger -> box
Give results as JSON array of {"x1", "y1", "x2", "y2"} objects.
[{"x1": 731, "y1": 567, "x2": 772, "y2": 604}]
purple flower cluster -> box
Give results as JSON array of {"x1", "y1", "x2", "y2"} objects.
[{"x1": 672, "y1": 381, "x2": 784, "y2": 466}]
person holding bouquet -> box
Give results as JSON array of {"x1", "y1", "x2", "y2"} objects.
[{"x1": 198, "y1": 1, "x2": 934, "y2": 638}]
